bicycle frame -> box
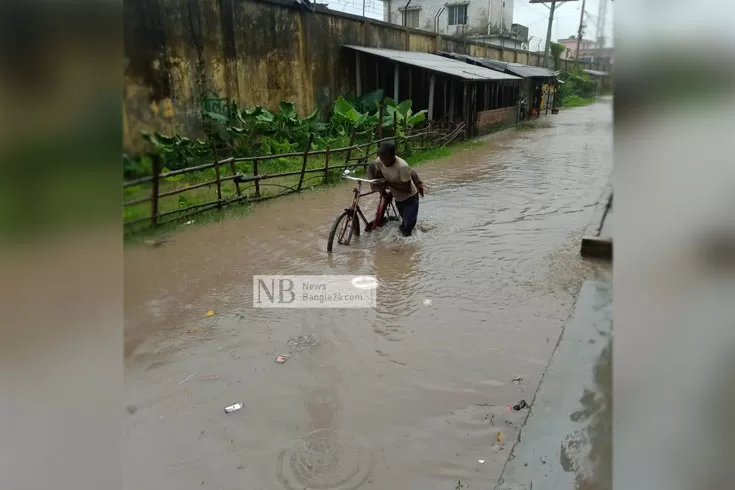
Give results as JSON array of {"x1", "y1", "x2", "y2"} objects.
[
  {"x1": 343, "y1": 180, "x2": 372, "y2": 230},
  {"x1": 345, "y1": 180, "x2": 398, "y2": 229}
]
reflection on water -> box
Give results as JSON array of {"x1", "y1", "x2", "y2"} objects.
[{"x1": 124, "y1": 103, "x2": 612, "y2": 490}]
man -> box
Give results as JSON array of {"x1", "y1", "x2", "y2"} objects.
[
  {"x1": 365, "y1": 161, "x2": 424, "y2": 231},
  {"x1": 367, "y1": 140, "x2": 421, "y2": 237}
]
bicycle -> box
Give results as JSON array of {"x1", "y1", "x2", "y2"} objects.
[{"x1": 326, "y1": 175, "x2": 401, "y2": 252}]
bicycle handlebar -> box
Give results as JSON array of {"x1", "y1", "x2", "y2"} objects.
[{"x1": 343, "y1": 176, "x2": 380, "y2": 184}]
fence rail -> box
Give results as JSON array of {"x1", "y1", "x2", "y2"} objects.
[{"x1": 123, "y1": 124, "x2": 462, "y2": 230}]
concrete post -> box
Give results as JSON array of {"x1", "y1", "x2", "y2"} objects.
[
  {"x1": 394, "y1": 63, "x2": 399, "y2": 101},
  {"x1": 428, "y1": 74, "x2": 435, "y2": 120},
  {"x1": 356, "y1": 52, "x2": 362, "y2": 96}
]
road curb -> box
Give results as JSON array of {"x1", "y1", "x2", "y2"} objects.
[{"x1": 580, "y1": 180, "x2": 613, "y2": 260}]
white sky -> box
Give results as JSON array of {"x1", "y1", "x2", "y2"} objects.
[{"x1": 325, "y1": 0, "x2": 615, "y2": 49}]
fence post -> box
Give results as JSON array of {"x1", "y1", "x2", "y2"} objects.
[
  {"x1": 151, "y1": 153, "x2": 161, "y2": 229},
  {"x1": 365, "y1": 131, "x2": 373, "y2": 168},
  {"x1": 230, "y1": 160, "x2": 242, "y2": 199},
  {"x1": 214, "y1": 160, "x2": 223, "y2": 208},
  {"x1": 323, "y1": 145, "x2": 331, "y2": 184},
  {"x1": 344, "y1": 129, "x2": 356, "y2": 168},
  {"x1": 377, "y1": 104, "x2": 384, "y2": 148},
  {"x1": 297, "y1": 133, "x2": 314, "y2": 192},
  {"x1": 393, "y1": 111, "x2": 398, "y2": 151},
  {"x1": 253, "y1": 159, "x2": 260, "y2": 197}
]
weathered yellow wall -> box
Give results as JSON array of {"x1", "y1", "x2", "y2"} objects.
[{"x1": 123, "y1": 0, "x2": 609, "y2": 153}]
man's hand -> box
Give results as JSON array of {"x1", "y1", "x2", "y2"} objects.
[{"x1": 370, "y1": 178, "x2": 387, "y2": 192}]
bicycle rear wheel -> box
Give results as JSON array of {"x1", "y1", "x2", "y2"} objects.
[{"x1": 327, "y1": 210, "x2": 359, "y2": 252}]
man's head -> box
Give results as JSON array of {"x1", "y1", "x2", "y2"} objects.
[{"x1": 378, "y1": 140, "x2": 397, "y2": 166}]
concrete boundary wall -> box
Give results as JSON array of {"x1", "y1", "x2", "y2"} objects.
[{"x1": 123, "y1": 0, "x2": 611, "y2": 153}]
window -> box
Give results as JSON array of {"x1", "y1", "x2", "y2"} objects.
[
  {"x1": 447, "y1": 4, "x2": 468, "y2": 26},
  {"x1": 402, "y1": 8, "x2": 420, "y2": 29}
]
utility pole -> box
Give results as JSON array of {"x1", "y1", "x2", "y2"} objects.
[
  {"x1": 542, "y1": 0, "x2": 556, "y2": 68},
  {"x1": 575, "y1": 0, "x2": 586, "y2": 59},
  {"x1": 596, "y1": 0, "x2": 608, "y2": 49},
  {"x1": 529, "y1": 0, "x2": 578, "y2": 69}
]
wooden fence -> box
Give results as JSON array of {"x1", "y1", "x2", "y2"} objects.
[{"x1": 123, "y1": 123, "x2": 463, "y2": 229}]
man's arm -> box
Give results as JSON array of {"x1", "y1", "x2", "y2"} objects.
[
  {"x1": 367, "y1": 162, "x2": 386, "y2": 192},
  {"x1": 410, "y1": 168, "x2": 424, "y2": 197}
]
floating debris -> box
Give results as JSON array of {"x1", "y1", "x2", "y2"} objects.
[
  {"x1": 513, "y1": 400, "x2": 528, "y2": 411},
  {"x1": 206, "y1": 310, "x2": 215, "y2": 317},
  {"x1": 224, "y1": 403, "x2": 243, "y2": 414},
  {"x1": 497, "y1": 431, "x2": 505, "y2": 444},
  {"x1": 423, "y1": 298, "x2": 432, "y2": 306},
  {"x1": 478, "y1": 459, "x2": 486, "y2": 464},
  {"x1": 180, "y1": 327, "x2": 209, "y2": 341},
  {"x1": 287, "y1": 335, "x2": 320, "y2": 352},
  {"x1": 275, "y1": 354, "x2": 290, "y2": 364},
  {"x1": 199, "y1": 374, "x2": 221, "y2": 381},
  {"x1": 143, "y1": 237, "x2": 167, "y2": 248},
  {"x1": 512, "y1": 377, "x2": 523, "y2": 383},
  {"x1": 178, "y1": 372, "x2": 197, "y2": 385},
  {"x1": 185, "y1": 220, "x2": 196, "y2": 225}
]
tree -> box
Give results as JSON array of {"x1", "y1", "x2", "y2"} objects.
[{"x1": 550, "y1": 42, "x2": 565, "y2": 70}]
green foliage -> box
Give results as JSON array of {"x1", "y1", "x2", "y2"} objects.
[
  {"x1": 562, "y1": 95, "x2": 595, "y2": 107},
  {"x1": 550, "y1": 42, "x2": 566, "y2": 69},
  {"x1": 557, "y1": 67, "x2": 596, "y2": 106},
  {"x1": 129, "y1": 92, "x2": 427, "y2": 179}
]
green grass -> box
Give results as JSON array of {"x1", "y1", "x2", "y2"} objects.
[
  {"x1": 563, "y1": 95, "x2": 596, "y2": 108},
  {"x1": 515, "y1": 121, "x2": 539, "y2": 131},
  {"x1": 123, "y1": 145, "x2": 370, "y2": 238}
]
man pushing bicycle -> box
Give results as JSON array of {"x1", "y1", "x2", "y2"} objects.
[{"x1": 366, "y1": 140, "x2": 424, "y2": 236}]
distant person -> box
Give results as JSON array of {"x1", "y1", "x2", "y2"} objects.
[{"x1": 367, "y1": 140, "x2": 421, "y2": 237}]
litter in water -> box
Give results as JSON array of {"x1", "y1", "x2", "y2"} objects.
[
  {"x1": 200, "y1": 374, "x2": 221, "y2": 381},
  {"x1": 497, "y1": 431, "x2": 505, "y2": 444},
  {"x1": 286, "y1": 335, "x2": 320, "y2": 352},
  {"x1": 513, "y1": 400, "x2": 528, "y2": 411},
  {"x1": 185, "y1": 220, "x2": 195, "y2": 225},
  {"x1": 423, "y1": 299, "x2": 432, "y2": 306},
  {"x1": 224, "y1": 403, "x2": 243, "y2": 414},
  {"x1": 512, "y1": 377, "x2": 523, "y2": 383},
  {"x1": 478, "y1": 459, "x2": 486, "y2": 464},
  {"x1": 206, "y1": 310, "x2": 215, "y2": 317},
  {"x1": 178, "y1": 372, "x2": 197, "y2": 385},
  {"x1": 275, "y1": 354, "x2": 290, "y2": 364}
]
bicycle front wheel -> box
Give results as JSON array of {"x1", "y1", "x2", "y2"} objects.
[{"x1": 327, "y1": 210, "x2": 358, "y2": 252}]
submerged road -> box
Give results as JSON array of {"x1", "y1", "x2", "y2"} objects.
[{"x1": 123, "y1": 100, "x2": 612, "y2": 490}]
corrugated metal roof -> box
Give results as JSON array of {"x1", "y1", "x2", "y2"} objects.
[
  {"x1": 583, "y1": 69, "x2": 610, "y2": 77},
  {"x1": 436, "y1": 51, "x2": 555, "y2": 78},
  {"x1": 344, "y1": 46, "x2": 521, "y2": 81}
]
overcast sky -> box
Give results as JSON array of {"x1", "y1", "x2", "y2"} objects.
[{"x1": 326, "y1": 0, "x2": 614, "y2": 49}]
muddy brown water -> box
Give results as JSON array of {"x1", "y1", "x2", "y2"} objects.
[{"x1": 124, "y1": 102, "x2": 612, "y2": 490}]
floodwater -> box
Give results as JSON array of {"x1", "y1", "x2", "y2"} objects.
[{"x1": 123, "y1": 101, "x2": 612, "y2": 490}]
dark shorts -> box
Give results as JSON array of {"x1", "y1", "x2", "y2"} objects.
[{"x1": 395, "y1": 193, "x2": 419, "y2": 236}]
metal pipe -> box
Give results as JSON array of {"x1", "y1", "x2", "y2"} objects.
[
  {"x1": 434, "y1": 7, "x2": 445, "y2": 33},
  {"x1": 402, "y1": 0, "x2": 412, "y2": 26}
]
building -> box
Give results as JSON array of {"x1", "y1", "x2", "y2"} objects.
[
  {"x1": 347, "y1": 46, "x2": 523, "y2": 136},
  {"x1": 384, "y1": 0, "x2": 514, "y2": 38},
  {"x1": 578, "y1": 47, "x2": 614, "y2": 65},
  {"x1": 469, "y1": 23, "x2": 529, "y2": 50},
  {"x1": 557, "y1": 36, "x2": 596, "y2": 59}
]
